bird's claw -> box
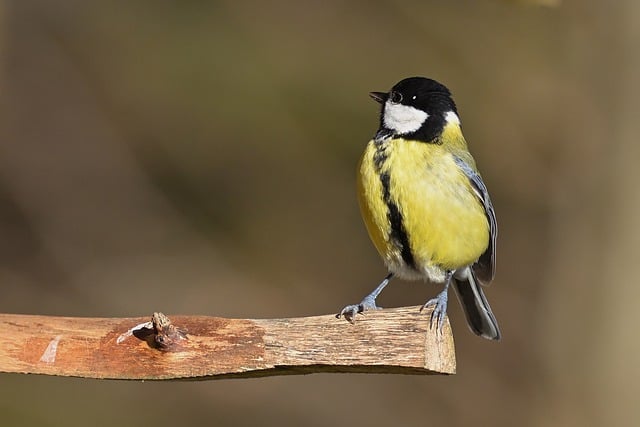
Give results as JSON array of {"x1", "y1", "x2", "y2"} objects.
[
  {"x1": 420, "y1": 290, "x2": 448, "y2": 333},
  {"x1": 336, "y1": 304, "x2": 361, "y2": 323},
  {"x1": 336, "y1": 296, "x2": 380, "y2": 323}
]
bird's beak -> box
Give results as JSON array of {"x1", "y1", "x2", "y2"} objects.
[{"x1": 369, "y1": 91, "x2": 388, "y2": 104}]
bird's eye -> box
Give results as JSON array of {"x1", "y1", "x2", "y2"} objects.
[
  {"x1": 412, "y1": 95, "x2": 417, "y2": 100},
  {"x1": 389, "y1": 91, "x2": 403, "y2": 104}
]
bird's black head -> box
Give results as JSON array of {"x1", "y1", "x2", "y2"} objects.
[{"x1": 370, "y1": 77, "x2": 459, "y2": 142}]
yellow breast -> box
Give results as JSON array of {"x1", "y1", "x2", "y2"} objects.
[{"x1": 357, "y1": 134, "x2": 489, "y2": 278}]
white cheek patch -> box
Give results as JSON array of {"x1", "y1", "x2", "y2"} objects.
[
  {"x1": 383, "y1": 101, "x2": 429, "y2": 134},
  {"x1": 445, "y1": 111, "x2": 460, "y2": 125}
]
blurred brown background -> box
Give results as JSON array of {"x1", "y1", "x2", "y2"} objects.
[{"x1": 1, "y1": 0, "x2": 638, "y2": 426}]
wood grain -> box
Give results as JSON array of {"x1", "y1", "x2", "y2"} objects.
[{"x1": 0, "y1": 306, "x2": 455, "y2": 380}]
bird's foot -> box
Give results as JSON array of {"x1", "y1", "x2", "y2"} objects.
[
  {"x1": 420, "y1": 289, "x2": 449, "y2": 333},
  {"x1": 336, "y1": 295, "x2": 380, "y2": 323}
]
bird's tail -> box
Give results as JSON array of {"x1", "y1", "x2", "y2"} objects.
[{"x1": 452, "y1": 267, "x2": 501, "y2": 340}]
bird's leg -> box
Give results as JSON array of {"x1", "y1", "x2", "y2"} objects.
[
  {"x1": 420, "y1": 270, "x2": 453, "y2": 333},
  {"x1": 336, "y1": 273, "x2": 394, "y2": 323}
]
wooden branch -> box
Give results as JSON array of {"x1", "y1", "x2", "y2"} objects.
[{"x1": 0, "y1": 306, "x2": 455, "y2": 380}]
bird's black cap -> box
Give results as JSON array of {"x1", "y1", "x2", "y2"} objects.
[{"x1": 374, "y1": 77, "x2": 456, "y2": 113}]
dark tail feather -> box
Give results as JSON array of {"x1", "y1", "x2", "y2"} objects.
[{"x1": 452, "y1": 268, "x2": 501, "y2": 340}]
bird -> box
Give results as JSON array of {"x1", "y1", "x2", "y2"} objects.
[{"x1": 337, "y1": 76, "x2": 500, "y2": 340}]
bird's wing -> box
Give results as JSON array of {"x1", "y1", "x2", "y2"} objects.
[{"x1": 453, "y1": 156, "x2": 497, "y2": 286}]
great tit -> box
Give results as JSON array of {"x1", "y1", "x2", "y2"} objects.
[{"x1": 337, "y1": 77, "x2": 500, "y2": 340}]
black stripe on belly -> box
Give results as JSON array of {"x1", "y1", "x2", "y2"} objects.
[{"x1": 379, "y1": 171, "x2": 416, "y2": 270}]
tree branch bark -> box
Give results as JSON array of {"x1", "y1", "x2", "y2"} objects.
[{"x1": 0, "y1": 306, "x2": 455, "y2": 380}]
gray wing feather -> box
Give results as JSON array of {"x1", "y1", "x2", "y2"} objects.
[{"x1": 454, "y1": 156, "x2": 497, "y2": 286}]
